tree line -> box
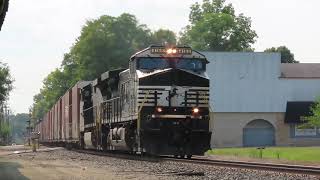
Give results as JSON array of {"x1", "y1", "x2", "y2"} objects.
[
  {"x1": 0, "y1": 62, "x2": 13, "y2": 143},
  {"x1": 31, "y1": 0, "x2": 300, "y2": 120}
]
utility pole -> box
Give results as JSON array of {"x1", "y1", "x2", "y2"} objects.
[
  {"x1": 0, "y1": 104, "x2": 2, "y2": 144},
  {"x1": 4, "y1": 105, "x2": 9, "y2": 144},
  {"x1": 0, "y1": 104, "x2": 3, "y2": 128},
  {"x1": 27, "y1": 109, "x2": 32, "y2": 146}
]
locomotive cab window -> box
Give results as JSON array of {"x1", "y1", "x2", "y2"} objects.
[
  {"x1": 175, "y1": 58, "x2": 205, "y2": 71},
  {"x1": 137, "y1": 58, "x2": 170, "y2": 70},
  {"x1": 137, "y1": 58, "x2": 206, "y2": 72}
]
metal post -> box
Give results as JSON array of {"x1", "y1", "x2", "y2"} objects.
[
  {"x1": 0, "y1": 104, "x2": 2, "y2": 144},
  {"x1": 28, "y1": 110, "x2": 32, "y2": 146}
]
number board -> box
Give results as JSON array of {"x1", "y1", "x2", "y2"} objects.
[{"x1": 150, "y1": 47, "x2": 192, "y2": 55}]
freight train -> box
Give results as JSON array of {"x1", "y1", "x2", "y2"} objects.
[{"x1": 35, "y1": 45, "x2": 211, "y2": 158}]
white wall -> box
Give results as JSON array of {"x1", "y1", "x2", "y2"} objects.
[{"x1": 203, "y1": 52, "x2": 320, "y2": 113}]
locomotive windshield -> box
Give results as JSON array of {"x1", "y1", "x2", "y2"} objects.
[
  {"x1": 138, "y1": 58, "x2": 205, "y2": 71},
  {"x1": 138, "y1": 58, "x2": 170, "y2": 70}
]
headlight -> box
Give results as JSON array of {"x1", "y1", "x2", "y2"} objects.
[
  {"x1": 172, "y1": 49, "x2": 177, "y2": 53},
  {"x1": 192, "y1": 107, "x2": 199, "y2": 113},
  {"x1": 156, "y1": 107, "x2": 163, "y2": 113},
  {"x1": 166, "y1": 48, "x2": 177, "y2": 54}
]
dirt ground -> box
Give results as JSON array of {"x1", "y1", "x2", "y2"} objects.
[
  {"x1": 0, "y1": 145, "x2": 119, "y2": 180},
  {"x1": 0, "y1": 157, "x2": 120, "y2": 180},
  {"x1": 0, "y1": 146, "x2": 163, "y2": 180}
]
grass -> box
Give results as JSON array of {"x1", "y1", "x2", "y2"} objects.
[{"x1": 207, "y1": 147, "x2": 320, "y2": 163}]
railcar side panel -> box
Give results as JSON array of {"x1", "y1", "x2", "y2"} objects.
[
  {"x1": 72, "y1": 85, "x2": 80, "y2": 141},
  {"x1": 64, "y1": 90, "x2": 71, "y2": 140},
  {"x1": 61, "y1": 95, "x2": 66, "y2": 141},
  {"x1": 49, "y1": 109, "x2": 54, "y2": 142},
  {"x1": 54, "y1": 104, "x2": 57, "y2": 141},
  {"x1": 56, "y1": 103, "x2": 59, "y2": 141},
  {"x1": 56, "y1": 101, "x2": 59, "y2": 141},
  {"x1": 68, "y1": 90, "x2": 72, "y2": 140},
  {"x1": 58, "y1": 99, "x2": 62, "y2": 141}
]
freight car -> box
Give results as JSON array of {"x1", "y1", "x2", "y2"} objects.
[{"x1": 35, "y1": 45, "x2": 211, "y2": 158}]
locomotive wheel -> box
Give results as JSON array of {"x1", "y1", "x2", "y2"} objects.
[
  {"x1": 187, "y1": 155, "x2": 192, "y2": 159},
  {"x1": 179, "y1": 154, "x2": 185, "y2": 159}
]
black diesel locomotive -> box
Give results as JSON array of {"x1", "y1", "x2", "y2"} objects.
[{"x1": 37, "y1": 45, "x2": 212, "y2": 158}]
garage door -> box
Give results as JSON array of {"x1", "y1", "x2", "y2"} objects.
[{"x1": 243, "y1": 119, "x2": 275, "y2": 147}]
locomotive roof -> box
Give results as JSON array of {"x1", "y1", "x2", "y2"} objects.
[
  {"x1": 91, "y1": 68, "x2": 126, "y2": 87},
  {"x1": 130, "y1": 45, "x2": 208, "y2": 63}
]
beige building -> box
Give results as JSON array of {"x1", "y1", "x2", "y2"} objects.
[{"x1": 204, "y1": 52, "x2": 320, "y2": 147}]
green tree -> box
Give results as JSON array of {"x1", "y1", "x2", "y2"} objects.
[
  {"x1": 32, "y1": 69, "x2": 70, "y2": 119},
  {"x1": 0, "y1": 62, "x2": 13, "y2": 144},
  {"x1": 32, "y1": 93, "x2": 47, "y2": 120},
  {"x1": 10, "y1": 113, "x2": 29, "y2": 144},
  {"x1": 150, "y1": 29, "x2": 177, "y2": 45},
  {"x1": 32, "y1": 13, "x2": 153, "y2": 119},
  {"x1": 0, "y1": 122, "x2": 11, "y2": 143},
  {"x1": 304, "y1": 98, "x2": 320, "y2": 128},
  {"x1": 65, "y1": 13, "x2": 152, "y2": 81},
  {"x1": 264, "y1": 46, "x2": 298, "y2": 63},
  {"x1": 41, "y1": 69, "x2": 70, "y2": 107},
  {"x1": 0, "y1": 62, "x2": 13, "y2": 104},
  {"x1": 179, "y1": 0, "x2": 257, "y2": 51}
]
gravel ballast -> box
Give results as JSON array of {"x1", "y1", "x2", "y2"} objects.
[{"x1": 7, "y1": 149, "x2": 319, "y2": 180}]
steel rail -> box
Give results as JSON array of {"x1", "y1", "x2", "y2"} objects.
[{"x1": 163, "y1": 156, "x2": 320, "y2": 176}]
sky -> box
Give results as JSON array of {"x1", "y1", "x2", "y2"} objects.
[{"x1": 1, "y1": 0, "x2": 320, "y2": 114}]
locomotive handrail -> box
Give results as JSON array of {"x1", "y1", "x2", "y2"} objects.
[
  {"x1": 101, "y1": 97, "x2": 120, "y2": 103},
  {"x1": 137, "y1": 90, "x2": 152, "y2": 151},
  {"x1": 138, "y1": 90, "x2": 151, "y2": 129},
  {"x1": 82, "y1": 97, "x2": 121, "y2": 113},
  {"x1": 83, "y1": 106, "x2": 94, "y2": 112}
]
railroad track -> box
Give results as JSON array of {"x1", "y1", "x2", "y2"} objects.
[
  {"x1": 164, "y1": 156, "x2": 320, "y2": 176},
  {"x1": 72, "y1": 149, "x2": 320, "y2": 176}
]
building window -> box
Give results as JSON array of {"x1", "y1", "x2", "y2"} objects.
[
  {"x1": 295, "y1": 125, "x2": 317, "y2": 136},
  {"x1": 292, "y1": 124, "x2": 319, "y2": 138}
]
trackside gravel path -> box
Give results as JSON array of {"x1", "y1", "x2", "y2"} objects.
[{"x1": 0, "y1": 148, "x2": 319, "y2": 180}]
